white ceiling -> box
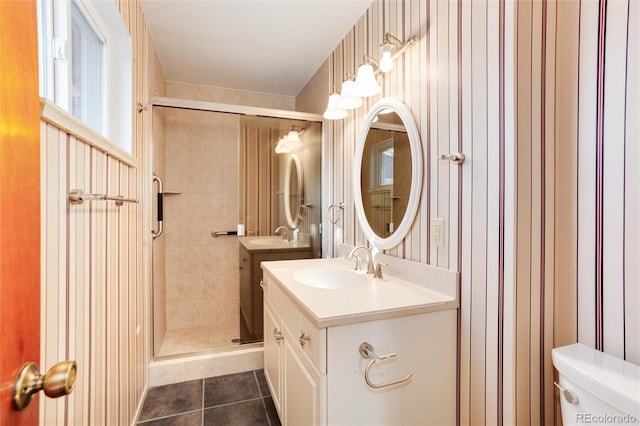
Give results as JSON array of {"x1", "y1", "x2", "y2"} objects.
[{"x1": 139, "y1": 0, "x2": 374, "y2": 97}]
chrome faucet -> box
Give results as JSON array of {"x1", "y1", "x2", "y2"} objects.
[
  {"x1": 348, "y1": 246, "x2": 375, "y2": 275},
  {"x1": 274, "y1": 225, "x2": 292, "y2": 242}
]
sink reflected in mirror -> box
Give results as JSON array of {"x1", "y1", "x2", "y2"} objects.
[
  {"x1": 294, "y1": 269, "x2": 368, "y2": 290},
  {"x1": 249, "y1": 237, "x2": 289, "y2": 246}
]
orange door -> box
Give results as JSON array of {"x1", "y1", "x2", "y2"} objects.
[{"x1": 0, "y1": 0, "x2": 42, "y2": 424}]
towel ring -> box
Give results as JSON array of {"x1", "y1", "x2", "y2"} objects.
[
  {"x1": 328, "y1": 202, "x2": 345, "y2": 224},
  {"x1": 359, "y1": 342, "x2": 413, "y2": 390}
]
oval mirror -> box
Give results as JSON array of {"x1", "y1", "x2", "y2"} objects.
[
  {"x1": 353, "y1": 98, "x2": 423, "y2": 249},
  {"x1": 284, "y1": 153, "x2": 303, "y2": 229}
]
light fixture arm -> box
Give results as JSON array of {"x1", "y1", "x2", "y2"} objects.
[
  {"x1": 382, "y1": 32, "x2": 403, "y2": 49},
  {"x1": 385, "y1": 33, "x2": 418, "y2": 63},
  {"x1": 362, "y1": 54, "x2": 379, "y2": 68}
]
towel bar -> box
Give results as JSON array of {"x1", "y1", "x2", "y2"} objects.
[
  {"x1": 69, "y1": 189, "x2": 138, "y2": 206},
  {"x1": 211, "y1": 230, "x2": 238, "y2": 238}
]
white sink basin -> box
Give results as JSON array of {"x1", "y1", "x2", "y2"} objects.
[{"x1": 294, "y1": 268, "x2": 368, "y2": 290}]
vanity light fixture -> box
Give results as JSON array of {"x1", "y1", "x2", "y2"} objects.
[
  {"x1": 353, "y1": 33, "x2": 417, "y2": 97},
  {"x1": 377, "y1": 33, "x2": 418, "y2": 73},
  {"x1": 337, "y1": 76, "x2": 363, "y2": 110},
  {"x1": 323, "y1": 89, "x2": 348, "y2": 120},
  {"x1": 325, "y1": 32, "x2": 418, "y2": 120},
  {"x1": 353, "y1": 60, "x2": 382, "y2": 98}
]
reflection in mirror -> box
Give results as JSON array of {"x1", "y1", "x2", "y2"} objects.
[
  {"x1": 284, "y1": 154, "x2": 303, "y2": 229},
  {"x1": 361, "y1": 112, "x2": 411, "y2": 238},
  {"x1": 239, "y1": 116, "x2": 323, "y2": 257},
  {"x1": 353, "y1": 98, "x2": 423, "y2": 249}
]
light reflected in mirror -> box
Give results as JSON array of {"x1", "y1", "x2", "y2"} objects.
[
  {"x1": 353, "y1": 98, "x2": 423, "y2": 250},
  {"x1": 360, "y1": 112, "x2": 411, "y2": 238},
  {"x1": 284, "y1": 154, "x2": 303, "y2": 229}
]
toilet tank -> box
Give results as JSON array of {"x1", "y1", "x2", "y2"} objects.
[{"x1": 552, "y1": 343, "x2": 639, "y2": 425}]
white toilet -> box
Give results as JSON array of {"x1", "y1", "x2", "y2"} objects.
[{"x1": 552, "y1": 343, "x2": 640, "y2": 425}]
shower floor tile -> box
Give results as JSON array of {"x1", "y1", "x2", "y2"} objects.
[
  {"x1": 137, "y1": 370, "x2": 280, "y2": 426},
  {"x1": 158, "y1": 325, "x2": 240, "y2": 357}
]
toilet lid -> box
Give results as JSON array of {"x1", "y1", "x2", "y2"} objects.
[{"x1": 552, "y1": 343, "x2": 640, "y2": 418}]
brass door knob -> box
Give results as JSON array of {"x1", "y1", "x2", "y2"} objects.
[{"x1": 13, "y1": 360, "x2": 77, "y2": 411}]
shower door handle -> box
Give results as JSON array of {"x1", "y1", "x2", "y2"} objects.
[{"x1": 152, "y1": 174, "x2": 164, "y2": 239}]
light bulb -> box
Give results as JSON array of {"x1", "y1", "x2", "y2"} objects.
[{"x1": 379, "y1": 48, "x2": 393, "y2": 73}]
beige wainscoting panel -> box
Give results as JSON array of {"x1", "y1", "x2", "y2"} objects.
[{"x1": 40, "y1": 112, "x2": 144, "y2": 425}]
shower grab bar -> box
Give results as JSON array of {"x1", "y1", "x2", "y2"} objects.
[
  {"x1": 211, "y1": 230, "x2": 238, "y2": 238},
  {"x1": 69, "y1": 189, "x2": 138, "y2": 206},
  {"x1": 359, "y1": 342, "x2": 413, "y2": 390},
  {"x1": 152, "y1": 174, "x2": 164, "y2": 239}
]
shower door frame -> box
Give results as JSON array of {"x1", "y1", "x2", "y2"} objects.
[{"x1": 148, "y1": 96, "x2": 324, "y2": 359}]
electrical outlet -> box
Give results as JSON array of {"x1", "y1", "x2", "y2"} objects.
[{"x1": 432, "y1": 218, "x2": 445, "y2": 247}]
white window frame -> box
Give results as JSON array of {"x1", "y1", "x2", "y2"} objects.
[
  {"x1": 37, "y1": 0, "x2": 132, "y2": 153},
  {"x1": 369, "y1": 138, "x2": 394, "y2": 191}
]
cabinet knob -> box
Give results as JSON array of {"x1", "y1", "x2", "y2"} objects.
[
  {"x1": 273, "y1": 328, "x2": 283, "y2": 343},
  {"x1": 259, "y1": 280, "x2": 266, "y2": 291},
  {"x1": 299, "y1": 331, "x2": 311, "y2": 347}
]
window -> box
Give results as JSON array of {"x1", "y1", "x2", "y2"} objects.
[
  {"x1": 369, "y1": 139, "x2": 394, "y2": 190},
  {"x1": 71, "y1": 0, "x2": 104, "y2": 132},
  {"x1": 38, "y1": 0, "x2": 132, "y2": 153},
  {"x1": 377, "y1": 145, "x2": 394, "y2": 186}
]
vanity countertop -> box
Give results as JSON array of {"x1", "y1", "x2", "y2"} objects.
[
  {"x1": 239, "y1": 236, "x2": 312, "y2": 253},
  {"x1": 261, "y1": 256, "x2": 459, "y2": 328}
]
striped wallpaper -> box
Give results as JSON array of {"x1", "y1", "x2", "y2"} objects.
[
  {"x1": 35, "y1": 0, "x2": 638, "y2": 424},
  {"x1": 573, "y1": 0, "x2": 639, "y2": 363},
  {"x1": 298, "y1": 0, "x2": 639, "y2": 424}
]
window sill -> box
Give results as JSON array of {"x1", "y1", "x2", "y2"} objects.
[{"x1": 40, "y1": 98, "x2": 138, "y2": 168}]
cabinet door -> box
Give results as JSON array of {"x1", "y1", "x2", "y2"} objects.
[
  {"x1": 284, "y1": 338, "x2": 325, "y2": 426},
  {"x1": 264, "y1": 302, "x2": 283, "y2": 416},
  {"x1": 327, "y1": 310, "x2": 457, "y2": 425}
]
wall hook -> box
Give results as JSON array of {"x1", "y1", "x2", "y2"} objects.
[{"x1": 438, "y1": 152, "x2": 465, "y2": 165}]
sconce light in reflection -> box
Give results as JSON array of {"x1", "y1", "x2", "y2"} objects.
[{"x1": 275, "y1": 128, "x2": 304, "y2": 154}]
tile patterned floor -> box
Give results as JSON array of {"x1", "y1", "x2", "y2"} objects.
[{"x1": 137, "y1": 370, "x2": 280, "y2": 426}]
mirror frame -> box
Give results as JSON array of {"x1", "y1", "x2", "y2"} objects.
[
  {"x1": 353, "y1": 98, "x2": 423, "y2": 249},
  {"x1": 284, "y1": 153, "x2": 303, "y2": 229}
]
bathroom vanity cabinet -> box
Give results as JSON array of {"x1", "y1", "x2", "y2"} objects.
[
  {"x1": 238, "y1": 237, "x2": 312, "y2": 343},
  {"x1": 261, "y1": 262, "x2": 458, "y2": 426}
]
